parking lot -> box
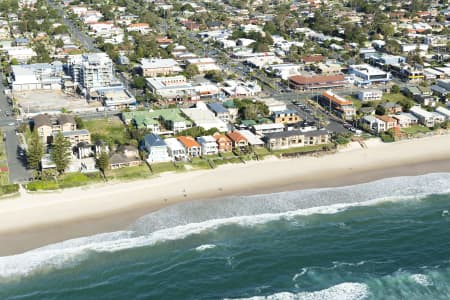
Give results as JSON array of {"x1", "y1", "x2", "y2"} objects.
[{"x1": 14, "y1": 90, "x2": 100, "y2": 114}]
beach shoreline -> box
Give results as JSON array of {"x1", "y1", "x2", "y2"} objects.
[{"x1": 1, "y1": 135, "x2": 450, "y2": 256}]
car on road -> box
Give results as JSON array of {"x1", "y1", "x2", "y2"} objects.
[
  {"x1": 8, "y1": 122, "x2": 14, "y2": 126},
  {"x1": 5, "y1": 111, "x2": 10, "y2": 116},
  {"x1": 343, "y1": 123, "x2": 352, "y2": 129}
]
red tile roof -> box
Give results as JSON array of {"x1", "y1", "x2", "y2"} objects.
[
  {"x1": 226, "y1": 131, "x2": 247, "y2": 142},
  {"x1": 177, "y1": 136, "x2": 200, "y2": 148},
  {"x1": 289, "y1": 74, "x2": 346, "y2": 85}
]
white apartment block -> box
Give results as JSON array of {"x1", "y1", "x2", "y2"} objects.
[{"x1": 67, "y1": 53, "x2": 114, "y2": 90}]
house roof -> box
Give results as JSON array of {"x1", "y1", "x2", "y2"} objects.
[
  {"x1": 226, "y1": 131, "x2": 247, "y2": 142},
  {"x1": 58, "y1": 114, "x2": 76, "y2": 125},
  {"x1": 264, "y1": 129, "x2": 328, "y2": 139},
  {"x1": 197, "y1": 135, "x2": 216, "y2": 144},
  {"x1": 177, "y1": 136, "x2": 200, "y2": 148},
  {"x1": 322, "y1": 90, "x2": 353, "y2": 106},
  {"x1": 33, "y1": 114, "x2": 51, "y2": 128},
  {"x1": 213, "y1": 132, "x2": 231, "y2": 143},
  {"x1": 289, "y1": 74, "x2": 346, "y2": 85},
  {"x1": 143, "y1": 133, "x2": 167, "y2": 147},
  {"x1": 109, "y1": 153, "x2": 140, "y2": 165},
  {"x1": 207, "y1": 102, "x2": 228, "y2": 114},
  {"x1": 301, "y1": 55, "x2": 325, "y2": 63},
  {"x1": 239, "y1": 130, "x2": 264, "y2": 145},
  {"x1": 376, "y1": 115, "x2": 397, "y2": 123}
]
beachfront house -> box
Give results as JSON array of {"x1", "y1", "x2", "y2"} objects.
[
  {"x1": 213, "y1": 132, "x2": 233, "y2": 152},
  {"x1": 141, "y1": 133, "x2": 171, "y2": 163},
  {"x1": 360, "y1": 116, "x2": 386, "y2": 133},
  {"x1": 263, "y1": 130, "x2": 329, "y2": 151},
  {"x1": 165, "y1": 137, "x2": 187, "y2": 161},
  {"x1": 177, "y1": 136, "x2": 202, "y2": 157},
  {"x1": 239, "y1": 130, "x2": 265, "y2": 148},
  {"x1": 409, "y1": 106, "x2": 443, "y2": 127},
  {"x1": 197, "y1": 135, "x2": 219, "y2": 155},
  {"x1": 109, "y1": 145, "x2": 141, "y2": 169},
  {"x1": 226, "y1": 131, "x2": 249, "y2": 151}
]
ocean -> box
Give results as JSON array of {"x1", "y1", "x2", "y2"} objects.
[{"x1": 2, "y1": 173, "x2": 450, "y2": 299}]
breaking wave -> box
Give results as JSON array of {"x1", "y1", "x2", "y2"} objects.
[{"x1": 1, "y1": 173, "x2": 450, "y2": 281}]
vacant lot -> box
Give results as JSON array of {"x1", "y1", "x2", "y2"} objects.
[{"x1": 14, "y1": 90, "x2": 100, "y2": 114}]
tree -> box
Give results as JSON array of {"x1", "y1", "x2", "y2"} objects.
[
  {"x1": 74, "y1": 116, "x2": 84, "y2": 129},
  {"x1": 51, "y1": 132, "x2": 71, "y2": 174},
  {"x1": 391, "y1": 85, "x2": 400, "y2": 93},
  {"x1": 27, "y1": 131, "x2": 44, "y2": 170},
  {"x1": 132, "y1": 76, "x2": 146, "y2": 89},
  {"x1": 184, "y1": 64, "x2": 199, "y2": 79},
  {"x1": 96, "y1": 151, "x2": 109, "y2": 177}
]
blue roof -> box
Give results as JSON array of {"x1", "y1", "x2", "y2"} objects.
[
  {"x1": 143, "y1": 133, "x2": 166, "y2": 147},
  {"x1": 15, "y1": 37, "x2": 29, "y2": 43},
  {"x1": 207, "y1": 102, "x2": 228, "y2": 114}
]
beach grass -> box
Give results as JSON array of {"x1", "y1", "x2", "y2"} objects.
[
  {"x1": 0, "y1": 172, "x2": 9, "y2": 185},
  {"x1": 106, "y1": 165, "x2": 152, "y2": 180},
  {"x1": 272, "y1": 144, "x2": 332, "y2": 157},
  {"x1": 151, "y1": 162, "x2": 178, "y2": 173},
  {"x1": 401, "y1": 125, "x2": 431, "y2": 135}
]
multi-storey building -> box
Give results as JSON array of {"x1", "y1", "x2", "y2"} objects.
[{"x1": 67, "y1": 53, "x2": 114, "y2": 90}]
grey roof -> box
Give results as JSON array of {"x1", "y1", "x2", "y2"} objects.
[
  {"x1": 143, "y1": 133, "x2": 167, "y2": 147},
  {"x1": 58, "y1": 114, "x2": 76, "y2": 125},
  {"x1": 207, "y1": 102, "x2": 228, "y2": 114},
  {"x1": 381, "y1": 102, "x2": 400, "y2": 109},
  {"x1": 431, "y1": 85, "x2": 449, "y2": 94},
  {"x1": 109, "y1": 153, "x2": 140, "y2": 165},
  {"x1": 33, "y1": 114, "x2": 51, "y2": 128},
  {"x1": 264, "y1": 129, "x2": 328, "y2": 140}
]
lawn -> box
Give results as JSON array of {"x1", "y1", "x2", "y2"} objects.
[
  {"x1": 106, "y1": 164, "x2": 152, "y2": 180},
  {"x1": 0, "y1": 172, "x2": 9, "y2": 185},
  {"x1": 382, "y1": 93, "x2": 410, "y2": 103},
  {"x1": 150, "y1": 162, "x2": 179, "y2": 173},
  {"x1": 401, "y1": 125, "x2": 431, "y2": 135},
  {"x1": 84, "y1": 118, "x2": 129, "y2": 145}
]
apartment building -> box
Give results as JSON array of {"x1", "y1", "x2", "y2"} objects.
[
  {"x1": 139, "y1": 58, "x2": 182, "y2": 77},
  {"x1": 67, "y1": 53, "x2": 114, "y2": 90}
]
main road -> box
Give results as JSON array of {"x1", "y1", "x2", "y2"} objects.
[{"x1": 0, "y1": 76, "x2": 31, "y2": 183}]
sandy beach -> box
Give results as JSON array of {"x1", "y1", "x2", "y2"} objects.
[{"x1": 1, "y1": 135, "x2": 450, "y2": 255}]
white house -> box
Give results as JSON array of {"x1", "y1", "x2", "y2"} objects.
[
  {"x1": 142, "y1": 134, "x2": 171, "y2": 163},
  {"x1": 196, "y1": 135, "x2": 219, "y2": 155},
  {"x1": 165, "y1": 137, "x2": 187, "y2": 161}
]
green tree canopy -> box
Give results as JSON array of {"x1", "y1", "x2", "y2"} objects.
[
  {"x1": 27, "y1": 131, "x2": 44, "y2": 171},
  {"x1": 51, "y1": 132, "x2": 71, "y2": 174}
]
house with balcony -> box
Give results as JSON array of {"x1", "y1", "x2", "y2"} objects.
[
  {"x1": 165, "y1": 137, "x2": 187, "y2": 161},
  {"x1": 263, "y1": 130, "x2": 329, "y2": 151},
  {"x1": 197, "y1": 135, "x2": 219, "y2": 155},
  {"x1": 141, "y1": 133, "x2": 171, "y2": 163},
  {"x1": 226, "y1": 131, "x2": 248, "y2": 151},
  {"x1": 213, "y1": 132, "x2": 232, "y2": 152},
  {"x1": 177, "y1": 136, "x2": 202, "y2": 157}
]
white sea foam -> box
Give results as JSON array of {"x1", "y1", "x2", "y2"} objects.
[
  {"x1": 1, "y1": 173, "x2": 450, "y2": 281},
  {"x1": 195, "y1": 244, "x2": 216, "y2": 251},
  {"x1": 410, "y1": 274, "x2": 433, "y2": 286},
  {"x1": 225, "y1": 282, "x2": 369, "y2": 300}
]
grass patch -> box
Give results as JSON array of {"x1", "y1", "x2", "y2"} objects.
[
  {"x1": 26, "y1": 180, "x2": 59, "y2": 191},
  {"x1": 190, "y1": 157, "x2": 212, "y2": 170},
  {"x1": 106, "y1": 164, "x2": 151, "y2": 180},
  {"x1": 150, "y1": 162, "x2": 178, "y2": 173},
  {"x1": 0, "y1": 172, "x2": 9, "y2": 185},
  {"x1": 272, "y1": 144, "x2": 332, "y2": 156},
  {"x1": 59, "y1": 172, "x2": 102, "y2": 188},
  {"x1": 84, "y1": 118, "x2": 129, "y2": 145},
  {"x1": 382, "y1": 93, "x2": 410, "y2": 103},
  {"x1": 0, "y1": 184, "x2": 19, "y2": 196},
  {"x1": 253, "y1": 147, "x2": 271, "y2": 158},
  {"x1": 401, "y1": 125, "x2": 431, "y2": 135}
]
